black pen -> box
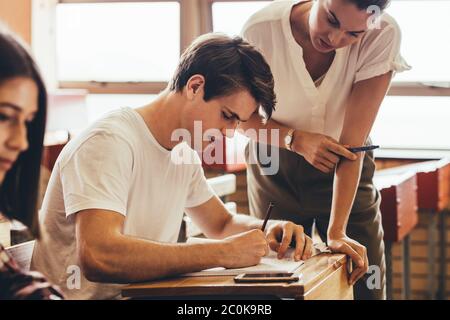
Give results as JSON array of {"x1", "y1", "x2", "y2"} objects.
[
  {"x1": 261, "y1": 202, "x2": 275, "y2": 232},
  {"x1": 347, "y1": 145, "x2": 380, "y2": 153}
]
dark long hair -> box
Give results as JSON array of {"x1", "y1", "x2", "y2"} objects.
[{"x1": 0, "y1": 25, "x2": 47, "y2": 239}]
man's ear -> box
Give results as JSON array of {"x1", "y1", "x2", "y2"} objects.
[{"x1": 186, "y1": 74, "x2": 205, "y2": 100}]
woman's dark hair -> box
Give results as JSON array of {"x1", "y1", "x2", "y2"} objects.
[
  {"x1": 170, "y1": 33, "x2": 276, "y2": 119},
  {"x1": 0, "y1": 25, "x2": 47, "y2": 239},
  {"x1": 348, "y1": 0, "x2": 391, "y2": 10}
]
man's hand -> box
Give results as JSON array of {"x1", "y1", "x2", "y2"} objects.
[
  {"x1": 327, "y1": 235, "x2": 369, "y2": 285},
  {"x1": 220, "y1": 229, "x2": 269, "y2": 269},
  {"x1": 265, "y1": 221, "x2": 313, "y2": 261}
]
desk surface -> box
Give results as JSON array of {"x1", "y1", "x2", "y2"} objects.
[
  {"x1": 122, "y1": 253, "x2": 351, "y2": 300},
  {"x1": 376, "y1": 159, "x2": 450, "y2": 211},
  {"x1": 374, "y1": 170, "x2": 417, "y2": 190}
]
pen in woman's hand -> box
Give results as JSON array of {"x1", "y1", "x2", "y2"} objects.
[{"x1": 347, "y1": 145, "x2": 379, "y2": 153}]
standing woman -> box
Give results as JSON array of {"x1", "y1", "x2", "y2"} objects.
[
  {"x1": 240, "y1": 0, "x2": 410, "y2": 299},
  {"x1": 0, "y1": 25, "x2": 64, "y2": 299}
]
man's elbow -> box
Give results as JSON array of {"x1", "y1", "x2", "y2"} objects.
[
  {"x1": 209, "y1": 215, "x2": 234, "y2": 240},
  {"x1": 78, "y1": 246, "x2": 121, "y2": 283}
]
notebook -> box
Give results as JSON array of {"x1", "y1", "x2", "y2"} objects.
[{"x1": 181, "y1": 237, "x2": 304, "y2": 277}]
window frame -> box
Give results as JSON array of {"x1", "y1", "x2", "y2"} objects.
[
  {"x1": 54, "y1": 0, "x2": 212, "y2": 94},
  {"x1": 210, "y1": 0, "x2": 450, "y2": 97},
  {"x1": 36, "y1": 0, "x2": 450, "y2": 96},
  {"x1": 30, "y1": 0, "x2": 450, "y2": 160},
  {"x1": 209, "y1": 0, "x2": 450, "y2": 159}
]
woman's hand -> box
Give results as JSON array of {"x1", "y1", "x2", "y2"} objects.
[
  {"x1": 291, "y1": 131, "x2": 357, "y2": 173},
  {"x1": 327, "y1": 235, "x2": 369, "y2": 285}
]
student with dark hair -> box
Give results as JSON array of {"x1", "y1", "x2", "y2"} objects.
[
  {"x1": 0, "y1": 25, "x2": 64, "y2": 300},
  {"x1": 240, "y1": 0, "x2": 410, "y2": 300},
  {"x1": 32, "y1": 33, "x2": 313, "y2": 300}
]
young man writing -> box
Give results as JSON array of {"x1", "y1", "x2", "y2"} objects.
[{"x1": 32, "y1": 33, "x2": 313, "y2": 300}]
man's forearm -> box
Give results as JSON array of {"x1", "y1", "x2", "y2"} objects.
[
  {"x1": 328, "y1": 155, "x2": 364, "y2": 238},
  {"x1": 217, "y1": 213, "x2": 264, "y2": 238},
  {"x1": 81, "y1": 235, "x2": 226, "y2": 283}
]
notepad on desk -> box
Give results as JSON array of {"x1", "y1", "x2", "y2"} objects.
[{"x1": 182, "y1": 237, "x2": 304, "y2": 277}]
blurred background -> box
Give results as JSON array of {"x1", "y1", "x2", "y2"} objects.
[
  {"x1": 0, "y1": 0, "x2": 449, "y2": 300},
  {"x1": 1, "y1": 0, "x2": 449, "y2": 150}
]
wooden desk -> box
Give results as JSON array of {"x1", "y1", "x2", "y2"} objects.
[
  {"x1": 377, "y1": 159, "x2": 450, "y2": 212},
  {"x1": 375, "y1": 159, "x2": 450, "y2": 299},
  {"x1": 398, "y1": 159, "x2": 450, "y2": 300},
  {"x1": 374, "y1": 171, "x2": 419, "y2": 300},
  {"x1": 374, "y1": 171, "x2": 419, "y2": 242},
  {"x1": 122, "y1": 253, "x2": 353, "y2": 300}
]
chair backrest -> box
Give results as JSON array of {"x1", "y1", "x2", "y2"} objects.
[{"x1": 5, "y1": 240, "x2": 35, "y2": 271}]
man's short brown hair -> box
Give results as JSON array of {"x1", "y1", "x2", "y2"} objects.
[{"x1": 170, "y1": 33, "x2": 276, "y2": 119}]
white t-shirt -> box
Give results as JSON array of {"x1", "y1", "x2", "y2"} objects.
[
  {"x1": 242, "y1": 0, "x2": 411, "y2": 140},
  {"x1": 31, "y1": 107, "x2": 215, "y2": 300}
]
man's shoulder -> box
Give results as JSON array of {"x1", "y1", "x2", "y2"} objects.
[{"x1": 56, "y1": 108, "x2": 138, "y2": 168}]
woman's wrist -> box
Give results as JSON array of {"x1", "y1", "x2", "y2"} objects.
[
  {"x1": 291, "y1": 129, "x2": 304, "y2": 154},
  {"x1": 327, "y1": 226, "x2": 346, "y2": 240}
]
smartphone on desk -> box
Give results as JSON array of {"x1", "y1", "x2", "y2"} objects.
[{"x1": 234, "y1": 272, "x2": 300, "y2": 283}]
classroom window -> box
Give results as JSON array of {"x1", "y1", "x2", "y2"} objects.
[
  {"x1": 371, "y1": 96, "x2": 450, "y2": 150},
  {"x1": 38, "y1": 0, "x2": 450, "y2": 153},
  {"x1": 211, "y1": 0, "x2": 450, "y2": 91},
  {"x1": 212, "y1": 1, "x2": 271, "y2": 36},
  {"x1": 211, "y1": 1, "x2": 271, "y2": 158},
  {"x1": 85, "y1": 94, "x2": 157, "y2": 123},
  {"x1": 386, "y1": 0, "x2": 450, "y2": 83},
  {"x1": 56, "y1": 1, "x2": 180, "y2": 83}
]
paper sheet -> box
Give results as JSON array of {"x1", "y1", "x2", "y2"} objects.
[{"x1": 182, "y1": 237, "x2": 304, "y2": 277}]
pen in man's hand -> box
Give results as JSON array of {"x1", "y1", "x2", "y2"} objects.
[{"x1": 261, "y1": 202, "x2": 275, "y2": 232}]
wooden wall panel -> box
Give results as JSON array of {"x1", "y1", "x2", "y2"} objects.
[{"x1": 0, "y1": 0, "x2": 32, "y2": 44}]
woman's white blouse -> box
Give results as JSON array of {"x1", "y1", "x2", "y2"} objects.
[{"x1": 241, "y1": 0, "x2": 411, "y2": 140}]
